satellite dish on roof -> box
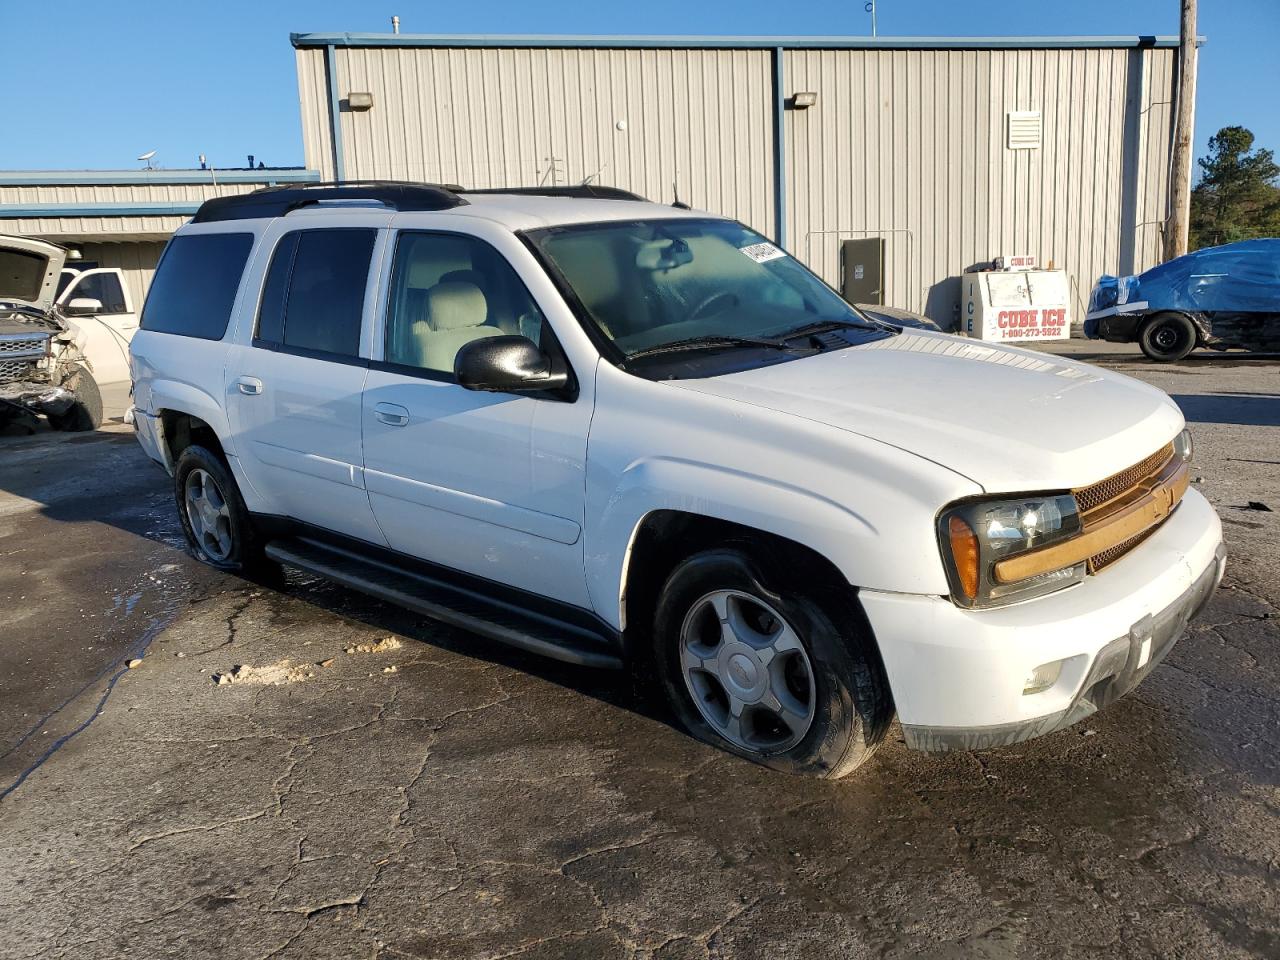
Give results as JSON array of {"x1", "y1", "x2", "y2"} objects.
[{"x1": 137, "y1": 150, "x2": 157, "y2": 169}]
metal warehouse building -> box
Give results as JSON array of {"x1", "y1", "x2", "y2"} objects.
[
  {"x1": 1, "y1": 33, "x2": 1188, "y2": 328},
  {"x1": 0, "y1": 168, "x2": 319, "y2": 307},
  {"x1": 292, "y1": 32, "x2": 1185, "y2": 324}
]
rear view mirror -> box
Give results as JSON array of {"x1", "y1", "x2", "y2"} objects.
[
  {"x1": 635, "y1": 238, "x2": 692, "y2": 271},
  {"x1": 65, "y1": 297, "x2": 104, "y2": 316},
  {"x1": 454, "y1": 336, "x2": 570, "y2": 395}
]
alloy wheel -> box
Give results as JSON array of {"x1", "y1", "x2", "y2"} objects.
[
  {"x1": 679, "y1": 589, "x2": 816, "y2": 752},
  {"x1": 184, "y1": 468, "x2": 234, "y2": 562}
]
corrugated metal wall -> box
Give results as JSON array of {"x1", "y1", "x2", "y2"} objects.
[
  {"x1": 0, "y1": 182, "x2": 267, "y2": 238},
  {"x1": 297, "y1": 48, "x2": 335, "y2": 186},
  {"x1": 299, "y1": 45, "x2": 776, "y2": 235},
  {"x1": 76, "y1": 242, "x2": 168, "y2": 310},
  {"x1": 784, "y1": 46, "x2": 1176, "y2": 319},
  {"x1": 299, "y1": 41, "x2": 1176, "y2": 326}
]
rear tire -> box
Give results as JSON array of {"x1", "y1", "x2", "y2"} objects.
[
  {"x1": 174, "y1": 445, "x2": 268, "y2": 573},
  {"x1": 48, "y1": 364, "x2": 103, "y2": 431},
  {"x1": 653, "y1": 547, "x2": 892, "y2": 778},
  {"x1": 1139, "y1": 313, "x2": 1197, "y2": 362}
]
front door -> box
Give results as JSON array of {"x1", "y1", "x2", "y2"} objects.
[
  {"x1": 225, "y1": 223, "x2": 387, "y2": 546},
  {"x1": 361, "y1": 229, "x2": 593, "y2": 608},
  {"x1": 57, "y1": 268, "x2": 136, "y2": 384}
]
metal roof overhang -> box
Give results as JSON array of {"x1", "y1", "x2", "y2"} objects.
[
  {"x1": 0, "y1": 203, "x2": 202, "y2": 218},
  {"x1": 0, "y1": 169, "x2": 321, "y2": 186},
  {"x1": 290, "y1": 33, "x2": 1189, "y2": 51}
]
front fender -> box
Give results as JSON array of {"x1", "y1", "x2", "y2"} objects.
[{"x1": 586, "y1": 455, "x2": 959, "y2": 632}]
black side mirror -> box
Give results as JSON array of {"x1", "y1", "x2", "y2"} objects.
[{"x1": 454, "y1": 336, "x2": 570, "y2": 395}]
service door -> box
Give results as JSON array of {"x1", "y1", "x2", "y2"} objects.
[
  {"x1": 360, "y1": 228, "x2": 593, "y2": 608},
  {"x1": 225, "y1": 222, "x2": 387, "y2": 546}
]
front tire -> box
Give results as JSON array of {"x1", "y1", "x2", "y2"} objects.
[
  {"x1": 174, "y1": 445, "x2": 266, "y2": 573},
  {"x1": 653, "y1": 548, "x2": 892, "y2": 778},
  {"x1": 1139, "y1": 312, "x2": 1197, "y2": 362},
  {"x1": 48, "y1": 364, "x2": 103, "y2": 431}
]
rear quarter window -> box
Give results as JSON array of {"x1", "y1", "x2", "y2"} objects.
[{"x1": 141, "y1": 233, "x2": 254, "y2": 339}]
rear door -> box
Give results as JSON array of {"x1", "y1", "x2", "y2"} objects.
[{"x1": 225, "y1": 220, "x2": 389, "y2": 546}]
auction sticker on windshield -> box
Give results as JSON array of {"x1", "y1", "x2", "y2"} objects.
[{"x1": 740, "y1": 242, "x2": 786, "y2": 263}]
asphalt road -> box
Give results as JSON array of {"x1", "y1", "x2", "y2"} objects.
[{"x1": 0, "y1": 341, "x2": 1276, "y2": 959}]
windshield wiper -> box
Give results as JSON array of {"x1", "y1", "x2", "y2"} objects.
[
  {"x1": 781, "y1": 317, "x2": 901, "y2": 338},
  {"x1": 623, "y1": 334, "x2": 802, "y2": 363}
]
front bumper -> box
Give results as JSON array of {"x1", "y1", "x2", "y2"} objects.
[
  {"x1": 0, "y1": 381, "x2": 76, "y2": 417},
  {"x1": 861, "y1": 488, "x2": 1224, "y2": 752},
  {"x1": 1083, "y1": 307, "x2": 1147, "y2": 342}
]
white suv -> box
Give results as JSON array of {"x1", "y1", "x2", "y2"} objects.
[{"x1": 130, "y1": 183, "x2": 1225, "y2": 778}]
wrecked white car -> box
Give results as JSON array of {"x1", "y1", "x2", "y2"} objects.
[{"x1": 0, "y1": 235, "x2": 135, "y2": 432}]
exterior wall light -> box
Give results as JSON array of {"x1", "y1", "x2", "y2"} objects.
[
  {"x1": 791, "y1": 91, "x2": 818, "y2": 109},
  {"x1": 347, "y1": 91, "x2": 375, "y2": 111}
]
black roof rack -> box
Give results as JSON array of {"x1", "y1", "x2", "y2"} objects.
[
  {"x1": 189, "y1": 180, "x2": 651, "y2": 223},
  {"x1": 459, "y1": 185, "x2": 649, "y2": 202},
  {"x1": 191, "y1": 180, "x2": 468, "y2": 223}
]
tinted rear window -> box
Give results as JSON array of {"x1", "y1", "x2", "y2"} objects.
[
  {"x1": 141, "y1": 233, "x2": 253, "y2": 339},
  {"x1": 255, "y1": 232, "x2": 299, "y2": 345},
  {"x1": 281, "y1": 230, "x2": 375, "y2": 357}
]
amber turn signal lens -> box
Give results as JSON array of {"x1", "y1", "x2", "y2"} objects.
[{"x1": 948, "y1": 515, "x2": 980, "y2": 600}]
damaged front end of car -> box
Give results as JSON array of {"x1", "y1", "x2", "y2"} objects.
[
  {"x1": 0, "y1": 235, "x2": 102, "y2": 432},
  {"x1": 0, "y1": 308, "x2": 85, "y2": 423}
]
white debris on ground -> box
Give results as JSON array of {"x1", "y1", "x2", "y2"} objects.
[
  {"x1": 213, "y1": 660, "x2": 315, "y2": 686},
  {"x1": 344, "y1": 636, "x2": 402, "y2": 655},
  {"x1": 382, "y1": 665, "x2": 397, "y2": 674}
]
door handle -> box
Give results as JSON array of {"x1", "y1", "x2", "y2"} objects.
[
  {"x1": 374, "y1": 402, "x2": 410, "y2": 426},
  {"x1": 236, "y1": 377, "x2": 263, "y2": 396}
]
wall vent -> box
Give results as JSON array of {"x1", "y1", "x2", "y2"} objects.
[{"x1": 1007, "y1": 110, "x2": 1042, "y2": 150}]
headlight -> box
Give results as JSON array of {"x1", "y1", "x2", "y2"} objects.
[
  {"x1": 1088, "y1": 279, "x2": 1118, "y2": 312},
  {"x1": 1116, "y1": 275, "x2": 1141, "y2": 306},
  {"x1": 938, "y1": 493, "x2": 1085, "y2": 608},
  {"x1": 1174, "y1": 428, "x2": 1193, "y2": 464}
]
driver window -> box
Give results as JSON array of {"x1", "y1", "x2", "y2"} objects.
[
  {"x1": 384, "y1": 232, "x2": 546, "y2": 376},
  {"x1": 69, "y1": 271, "x2": 128, "y2": 313}
]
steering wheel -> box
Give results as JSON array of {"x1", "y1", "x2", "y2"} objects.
[{"x1": 688, "y1": 291, "x2": 740, "y2": 323}]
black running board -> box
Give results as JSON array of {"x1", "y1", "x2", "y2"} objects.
[{"x1": 264, "y1": 537, "x2": 623, "y2": 669}]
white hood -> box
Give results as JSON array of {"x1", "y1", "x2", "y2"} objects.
[
  {"x1": 669, "y1": 330, "x2": 1184, "y2": 493},
  {"x1": 0, "y1": 235, "x2": 67, "y2": 313}
]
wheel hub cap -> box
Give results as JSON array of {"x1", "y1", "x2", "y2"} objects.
[
  {"x1": 184, "y1": 468, "x2": 234, "y2": 562},
  {"x1": 679, "y1": 589, "x2": 816, "y2": 753},
  {"x1": 721, "y1": 647, "x2": 766, "y2": 701}
]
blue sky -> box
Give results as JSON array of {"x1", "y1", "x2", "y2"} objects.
[{"x1": 2, "y1": 0, "x2": 1276, "y2": 174}]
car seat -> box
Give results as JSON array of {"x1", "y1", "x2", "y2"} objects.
[{"x1": 414, "y1": 280, "x2": 504, "y2": 371}]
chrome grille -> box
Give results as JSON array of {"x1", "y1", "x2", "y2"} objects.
[
  {"x1": 0, "y1": 335, "x2": 49, "y2": 357},
  {"x1": 1076, "y1": 443, "x2": 1175, "y2": 515},
  {"x1": 0, "y1": 357, "x2": 37, "y2": 383}
]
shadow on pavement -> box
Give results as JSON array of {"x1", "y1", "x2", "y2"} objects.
[{"x1": 1173, "y1": 393, "x2": 1280, "y2": 427}]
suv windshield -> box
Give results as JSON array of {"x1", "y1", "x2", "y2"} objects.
[{"x1": 527, "y1": 218, "x2": 888, "y2": 361}]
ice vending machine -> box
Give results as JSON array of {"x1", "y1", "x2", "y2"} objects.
[{"x1": 960, "y1": 257, "x2": 1071, "y2": 342}]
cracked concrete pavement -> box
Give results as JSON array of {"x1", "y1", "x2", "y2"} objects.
[{"x1": 0, "y1": 341, "x2": 1277, "y2": 959}]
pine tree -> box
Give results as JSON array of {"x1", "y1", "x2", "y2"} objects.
[{"x1": 1189, "y1": 126, "x2": 1280, "y2": 249}]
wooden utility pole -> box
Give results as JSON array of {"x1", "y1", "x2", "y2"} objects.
[{"x1": 1164, "y1": 0, "x2": 1198, "y2": 260}]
